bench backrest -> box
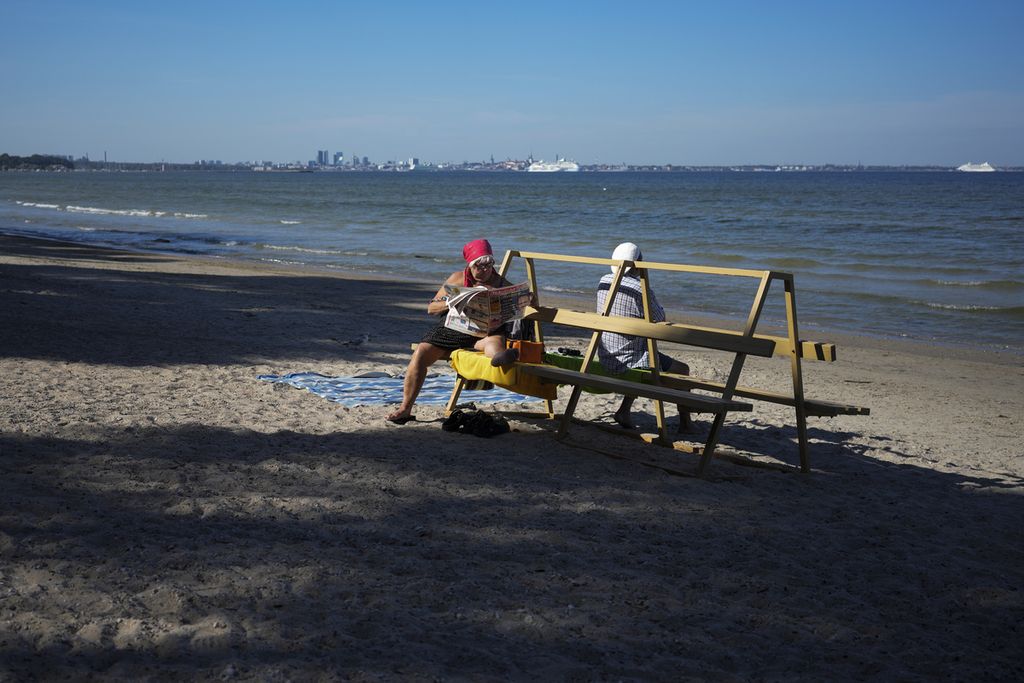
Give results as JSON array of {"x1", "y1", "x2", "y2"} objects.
[
  {"x1": 524, "y1": 306, "x2": 777, "y2": 357},
  {"x1": 502, "y1": 250, "x2": 837, "y2": 362}
]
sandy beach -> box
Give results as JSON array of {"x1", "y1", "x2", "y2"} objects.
[{"x1": 1, "y1": 233, "x2": 1021, "y2": 680}]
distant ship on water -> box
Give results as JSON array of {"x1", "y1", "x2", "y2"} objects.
[
  {"x1": 527, "y1": 157, "x2": 580, "y2": 172},
  {"x1": 956, "y1": 162, "x2": 996, "y2": 172}
]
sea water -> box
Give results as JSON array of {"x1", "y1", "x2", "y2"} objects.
[{"x1": 1, "y1": 170, "x2": 1022, "y2": 352}]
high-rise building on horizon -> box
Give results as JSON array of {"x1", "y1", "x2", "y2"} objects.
[
  {"x1": 333, "y1": 151, "x2": 344, "y2": 166},
  {"x1": 316, "y1": 149, "x2": 328, "y2": 166}
]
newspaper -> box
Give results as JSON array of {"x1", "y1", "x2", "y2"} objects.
[{"x1": 443, "y1": 281, "x2": 532, "y2": 337}]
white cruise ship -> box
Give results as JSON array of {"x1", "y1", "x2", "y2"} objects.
[
  {"x1": 956, "y1": 162, "x2": 995, "y2": 172},
  {"x1": 527, "y1": 157, "x2": 580, "y2": 172}
]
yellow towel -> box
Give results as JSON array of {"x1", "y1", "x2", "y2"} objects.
[{"x1": 449, "y1": 349, "x2": 558, "y2": 400}]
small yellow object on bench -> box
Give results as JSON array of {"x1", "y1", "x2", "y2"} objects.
[{"x1": 449, "y1": 349, "x2": 558, "y2": 400}]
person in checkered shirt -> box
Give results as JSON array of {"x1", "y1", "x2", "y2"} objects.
[{"x1": 597, "y1": 242, "x2": 694, "y2": 433}]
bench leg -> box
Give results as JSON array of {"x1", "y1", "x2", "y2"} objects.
[
  {"x1": 446, "y1": 376, "x2": 467, "y2": 416},
  {"x1": 652, "y1": 399, "x2": 671, "y2": 446},
  {"x1": 795, "y1": 408, "x2": 810, "y2": 473},
  {"x1": 556, "y1": 385, "x2": 585, "y2": 439},
  {"x1": 697, "y1": 412, "x2": 728, "y2": 476},
  {"x1": 784, "y1": 277, "x2": 811, "y2": 473},
  {"x1": 789, "y1": 352, "x2": 810, "y2": 472}
]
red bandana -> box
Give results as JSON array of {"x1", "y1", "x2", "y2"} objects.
[{"x1": 462, "y1": 239, "x2": 493, "y2": 286}]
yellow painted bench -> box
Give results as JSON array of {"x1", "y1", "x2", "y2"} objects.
[{"x1": 445, "y1": 250, "x2": 869, "y2": 475}]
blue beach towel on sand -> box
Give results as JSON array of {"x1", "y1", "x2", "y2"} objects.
[{"x1": 258, "y1": 371, "x2": 542, "y2": 408}]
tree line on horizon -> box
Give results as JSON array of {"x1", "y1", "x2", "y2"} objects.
[
  {"x1": 0, "y1": 154, "x2": 75, "y2": 171},
  {"x1": 0, "y1": 154, "x2": 247, "y2": 172}
]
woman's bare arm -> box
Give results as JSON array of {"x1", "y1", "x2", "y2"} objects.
[{"x1": 425, "y1": 271, "x2": 464, "y2": 315}]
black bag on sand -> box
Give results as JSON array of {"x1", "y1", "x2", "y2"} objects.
[
  {"x1": 441, "y1": 409, "x2": 466, "y2": 432},
  {"x1": 441, "y1": 409, "x2": 510, "y2": 438}
]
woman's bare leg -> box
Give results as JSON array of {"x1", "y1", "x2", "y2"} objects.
[
  {"x1": 386, "y1": 342, "x2": 448, "y2": 423},
  {"x1": 477, "y1": 334, "x2": 518, "y2": 367}
]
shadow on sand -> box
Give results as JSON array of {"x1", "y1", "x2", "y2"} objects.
[
  {"x1": 0, "y1": 235, "x2": 432, "y2": 367},
  {"x1": 2, "y1": 236, "x2": 1022, "y2": 678}
]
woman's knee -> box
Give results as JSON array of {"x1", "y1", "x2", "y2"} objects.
[
  {"x1": 476, "y1": 336, "x2": 504, "y2": 356},
  {"x1": 412, "y1": 343, "x2": 444, "y2": 366}
]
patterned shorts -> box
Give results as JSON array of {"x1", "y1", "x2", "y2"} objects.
[{"x1": 421, "y1": 323, "x2": 480, "y2": 351}]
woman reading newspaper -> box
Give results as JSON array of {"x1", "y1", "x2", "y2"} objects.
[{"x1": 386, "y1": 239, "x2": 522, "y2": 424}]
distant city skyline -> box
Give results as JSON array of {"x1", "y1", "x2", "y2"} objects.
[
  {"x1": 31, "y1": 148, "x2": 1019, "y2": 171},
  {"x1": 16, "y1": 151, "x2": 1012, "y2": 174},
  {"x1": 2, "y1": 1, "x2": 1022, "y2": 166}
]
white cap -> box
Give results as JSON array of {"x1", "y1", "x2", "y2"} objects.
[{"x1": 610, "y1": 242, "x2": 642, "y2": 273}]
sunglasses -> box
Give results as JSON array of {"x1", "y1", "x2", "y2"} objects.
[{"x1": 471, "y1": 257, "x2": 495, "y2": 268}]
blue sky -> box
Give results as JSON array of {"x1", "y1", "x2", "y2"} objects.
[{"x1": 2, "y1": 0, "x2": 1022, "y2": 165}]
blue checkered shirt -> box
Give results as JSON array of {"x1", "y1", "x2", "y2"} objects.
[{"x1": 596, "y1": 273, "x2": 665, "y2": 375}]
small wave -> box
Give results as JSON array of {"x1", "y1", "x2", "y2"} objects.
[
  {"x1": 841, "y1": 289, "x2": 933, "y2": 308},
  {"x1": 764, "y1": 257, "x2": 824, "y2": 269},
  {"x1": 66, "y1": 205, "x2": 111, "y2": 214},
  {"x1": 683, "y1": 251, "x2": 749, "y2": 264},
  {"x1": 706, "y1": 253, "x2": 748, "y2": 263},
  {"x1": 935, "y1": 279, "x2": 985, "y2": 286},
  {"x1": 919, "y1": 302, "x2": 998, "y2": 311},
  {"x1": 914, "y1": 301, "x2": 1024, "y2": 316},
  {"x1": 258, "y1": 257, "x2": 304, "y2": 266},
  {"x1": 17, "y1": 201, "x2": 60, "y2": 209},
  {"x1": 279, "y1": 220, "x2": 302, "y2": 225},
  {"x1": 257, "y1": 243, "x2": 354, "y2": 256},
  {"x1": 931, "y1": 279, "x2": 1023, "y2": 292},
  {"x1": 14, "y1": 200, "x2": 207, "y2": 220},
  {"x1": 67, "y1": 205, "x2": 156, "y2": 217},
  {"x1": 542, "y1": 284, "x2": 588, "y2": 295},
  {"x1": 840, "y1": 261, "x2": 980, "y2": 275}
]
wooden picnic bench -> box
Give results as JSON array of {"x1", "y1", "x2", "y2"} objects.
[{"x1": 445, "y1": 250, "x2": 869, "y2": 475}]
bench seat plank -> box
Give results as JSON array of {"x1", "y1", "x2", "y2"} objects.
[
  {"x1": 656, "y1": 373, "x2": 870, "y2": 416},
  {"x1": 517, "y1": 364, "x2": 753, "y2": 414},
  {"x1": 539, "y1": 354, "x2": 869, "y2": 417}
]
